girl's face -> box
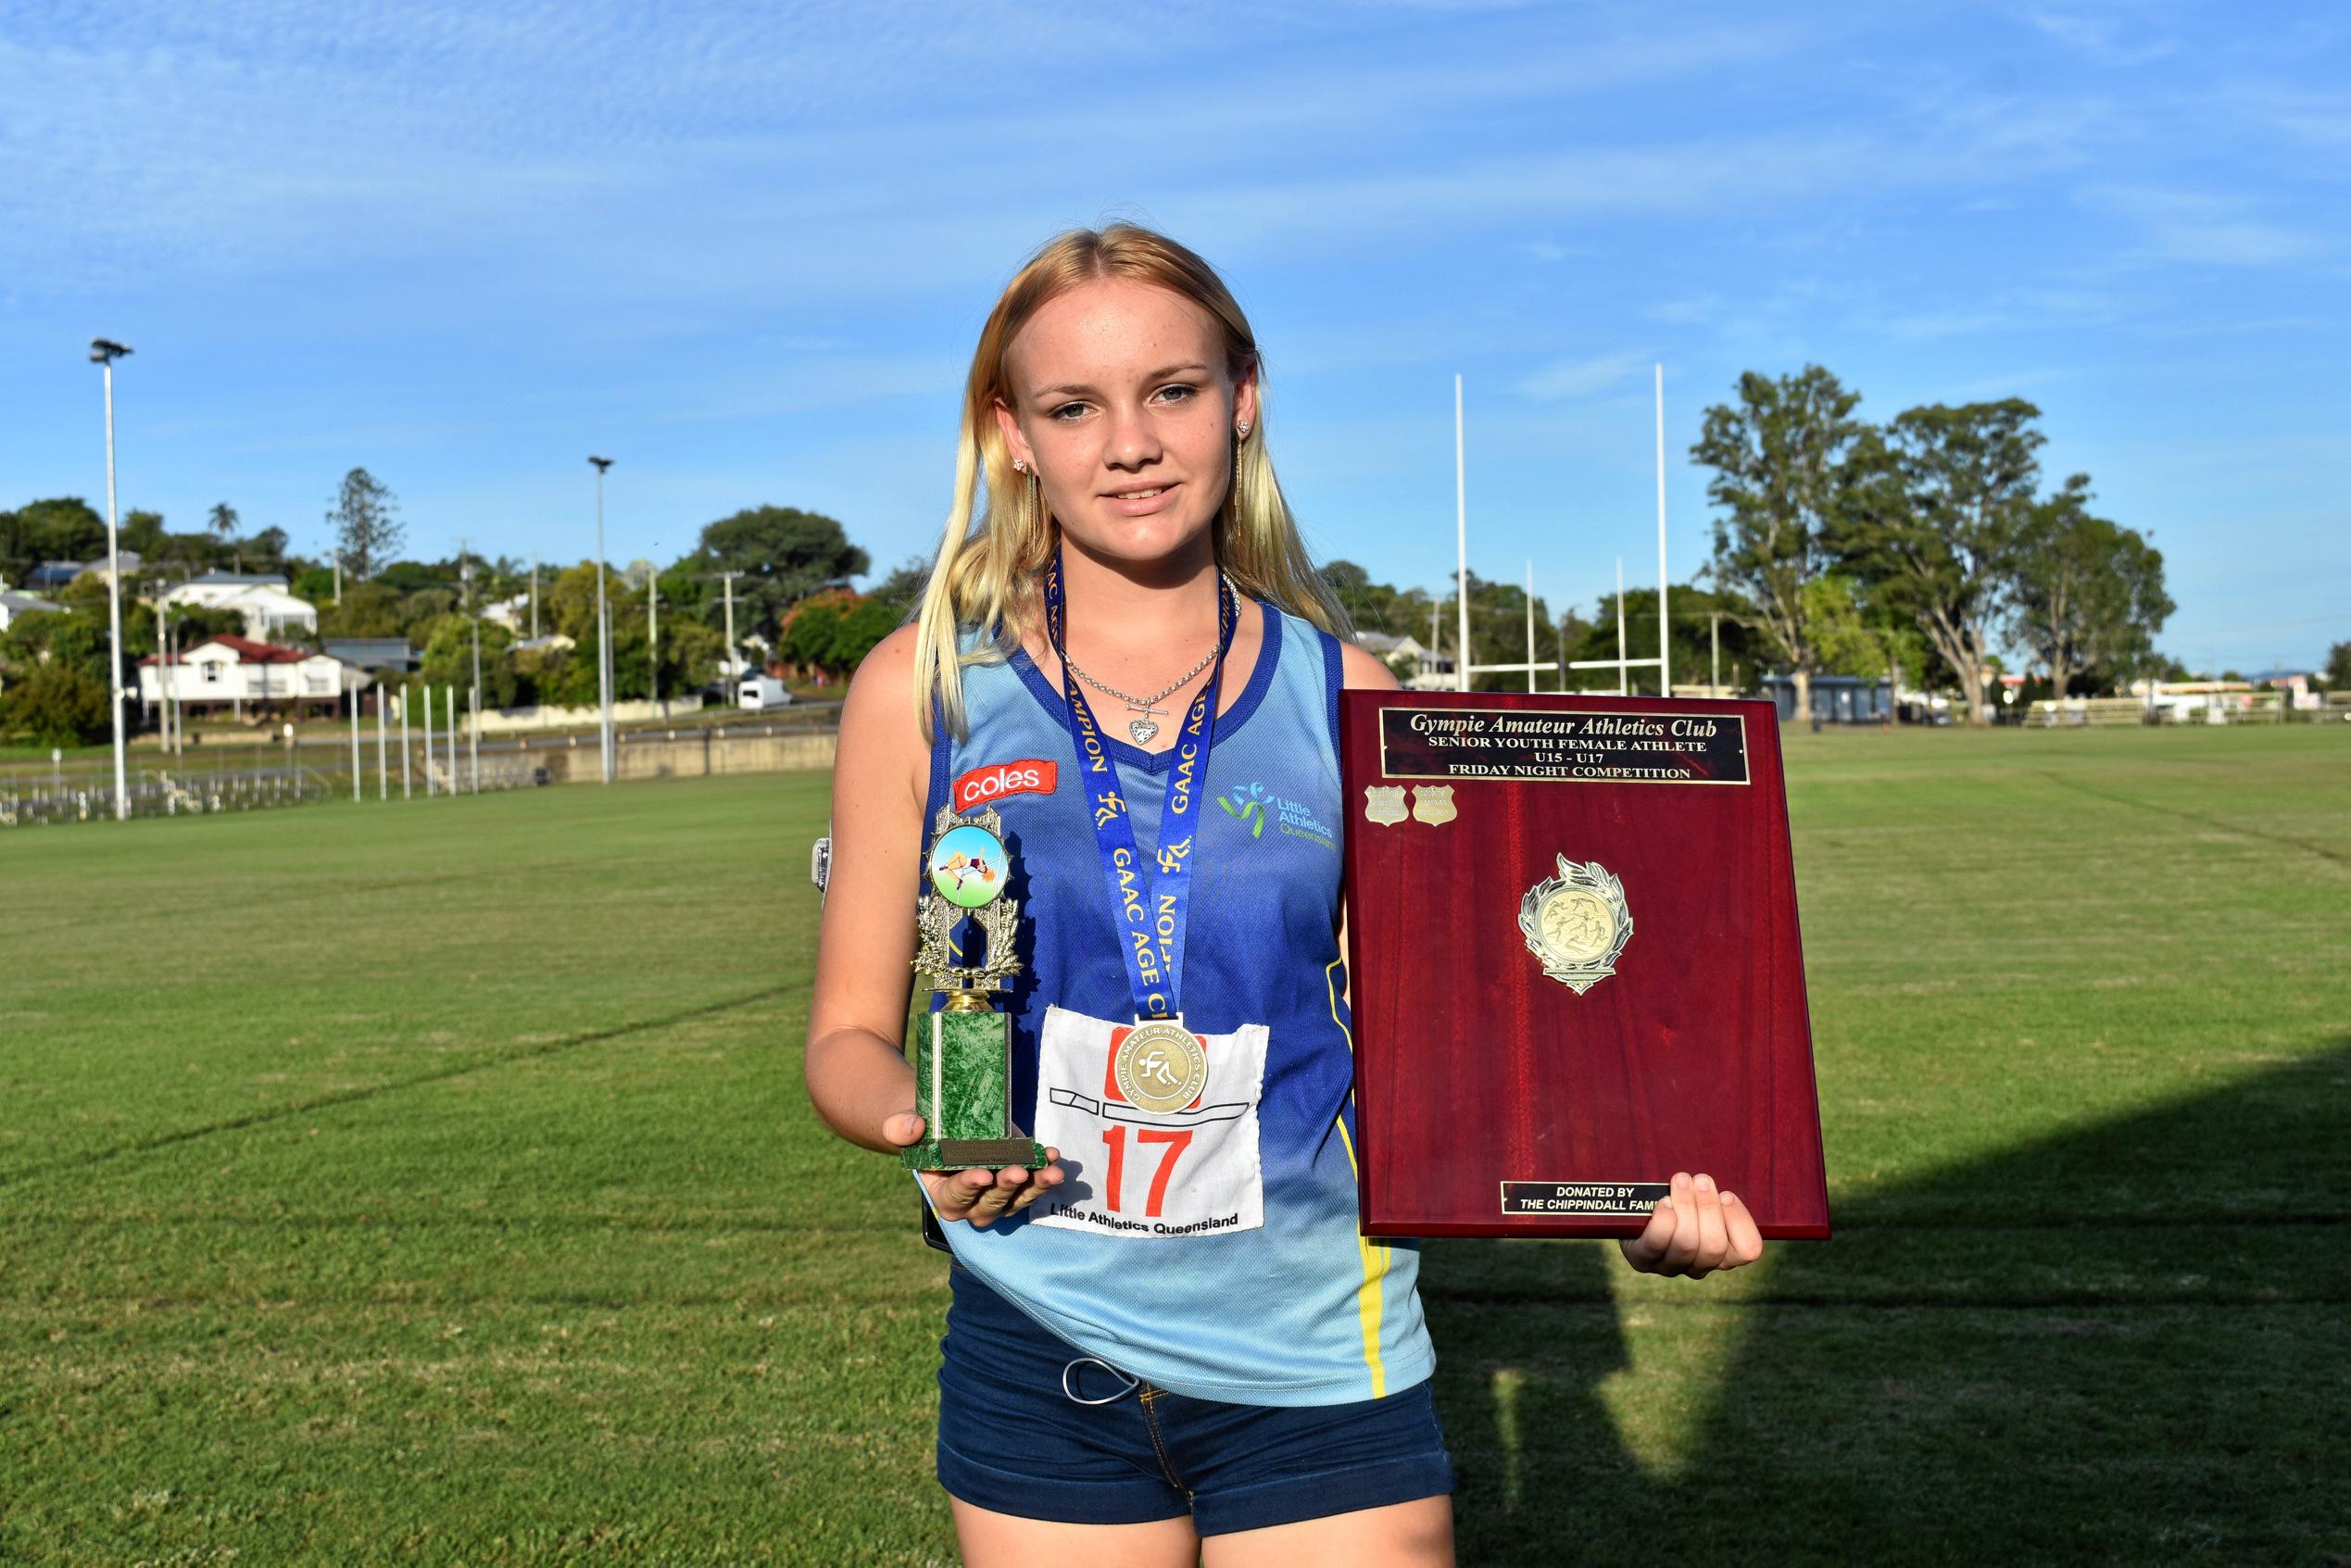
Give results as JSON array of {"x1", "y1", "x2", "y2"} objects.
[{"x1": 995, "y1": 278, "x2": 1256, "y2": 576}]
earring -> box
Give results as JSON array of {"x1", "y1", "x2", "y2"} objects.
[
  {"x1": 1237, "y1": 421, "x2": 1251, "y2": 438},
  {"x1": 1012, "y1": 457, "x2": 1026, "y2": 473}
]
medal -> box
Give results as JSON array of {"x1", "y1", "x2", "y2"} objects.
[
  {"x1": 1041, "y1": 546, "x2": 1238, "y2": 1040},
  {"x1": 1114, "y1": 1017, "x2": 1211, "y2": 1112}
]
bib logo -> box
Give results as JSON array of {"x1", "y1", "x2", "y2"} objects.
[
  {"x1": 953, "y1": 759, "x2": 1057, "y2": 812},
  {"x1": 1217, "y1": 782, "x2": 1336, "y2": 852}
]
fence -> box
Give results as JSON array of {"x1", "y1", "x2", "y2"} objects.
[
  {"x1": 2030, "y1": 692, "x2": 2351, "y2": 727},
  {"x1": 0, "y1": 721, "x2": 839, "y2": 829}
]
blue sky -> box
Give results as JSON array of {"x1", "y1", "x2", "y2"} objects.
[{"x1": 4, "y1": 1, "x2": 2345, "y2": 671}]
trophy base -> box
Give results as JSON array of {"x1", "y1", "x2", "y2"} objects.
[{"x1": 899, "y1": 1137, "x2": 1050, "y2": 1173}]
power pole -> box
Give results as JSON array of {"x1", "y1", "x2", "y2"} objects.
[
  {"x1": 530, "y1": 554, "x2": 539, "y2": 640},
  {"x1": 152, "y1": 580, "x2": 169, "y2": 742},
  {"x1": 719, "y1": 570, "x2": 742, "y2": 700},
  {"x1": 647, "y1": 560, "x2": 660, "y2": 713}
]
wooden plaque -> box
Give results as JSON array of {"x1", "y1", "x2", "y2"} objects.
[{"x1": 1339, "y1": 691, "x2": 1829, "y2": 1239}]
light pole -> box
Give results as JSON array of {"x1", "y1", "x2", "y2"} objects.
[
  {"x1": 647, "y1": 550, "x2": 660, "y2": 715},
  {"x1": 589, "y1": 456, "x2": 615, "y2": 784},
  {"x1": 91, "y1": 339, "x2": 132, "y2": 819}
]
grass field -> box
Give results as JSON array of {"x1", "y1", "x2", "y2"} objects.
[{"x1": 3, "y1": 726, "x2": 2345, "y2": 1565}]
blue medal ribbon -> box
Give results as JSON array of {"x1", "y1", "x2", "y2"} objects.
[{"x1": 1041, "y1": 546, "x2": 1236, "y2": 1022}]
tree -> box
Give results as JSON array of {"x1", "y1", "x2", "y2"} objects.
[
  {"x1": 2325, "y1": 641, "x2": 2351, "y2": 692},
  {"x1": 120, "y1": 509, "x2": 168, "y2": 557},
  {"x1": 868, "y1": 557, "x2": 929, "y2": 618},
  {"x1": 1691, "y1": 367, "x2": 1877, "y2": 721},
  {"x1": 315, "y1": 582, "x2": 409, "y2": 640},
  {"x1": 1561, "y1": 583, "x2": 1766, "y2": 695},
  {"x1": 685, "y1": 506, "x2": 867, "y2": 641},
  {"x1": 1319, "y1": 559, "x2": 1433, "y2": 642},
  {"x1": 0, "y1": 663, "x2": 110, "y2": 745},
  {"x1": 0, "y1": 608, "x2": 109, "y2": 686},
  {"x1": 0, "y1": 497, "x2": 107, "y2": 582},
  {"x1": 239, "y1": 526, "x2": 290, "y2": 575},
  {"x1": 326, "y1": 468, "x2": 403, "y2": 581},
  {"x1": 2008, "y1": 476, "x2": 2173, "y2": 699},
  {"x1": 1842, "y1": 399, "x2": 2044, "y2": 724},
  {"x1": 207, "y1": 503, "x2": 240, "y2": 548}
]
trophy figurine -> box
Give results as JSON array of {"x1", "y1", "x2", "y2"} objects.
[{"x1": 901, "y1": 805, "x2": 1049, "y2": 1172}]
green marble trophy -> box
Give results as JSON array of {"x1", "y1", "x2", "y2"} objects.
[{"x1": 901, "y1": 805, "x2": 1049, "y2": 1172}]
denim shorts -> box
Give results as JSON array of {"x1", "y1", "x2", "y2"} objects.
[{"x1": 935, "y1": 1262, "x2": 1454, "y2": 1537}]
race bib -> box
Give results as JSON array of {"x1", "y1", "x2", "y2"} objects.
[{"x1": 1030, "y1": 1005, "x2": 1267, "y2": 1240}]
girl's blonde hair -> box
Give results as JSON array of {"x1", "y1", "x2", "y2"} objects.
[{"x1": 911, "y1": 222, "x2": 1349, "y2": 740}]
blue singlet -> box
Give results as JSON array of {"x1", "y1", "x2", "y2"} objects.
[{"x1": 921, "y1": 600, "x2": 1436, "y2": 1406}]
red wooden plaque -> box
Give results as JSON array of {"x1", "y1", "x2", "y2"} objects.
[{"x1": 1339, "y1": 691, "x2": 1829, "y2": 1239}]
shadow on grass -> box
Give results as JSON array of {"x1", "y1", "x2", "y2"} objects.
[{"x1": 1425, "y1": 1041, "x2": 2351, "y2": 1566}]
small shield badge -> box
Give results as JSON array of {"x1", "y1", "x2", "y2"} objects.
[
  {"x1": 1411, "y1": 784, "x2": 1457, "y2": 825},
  {"x1": 1363, "y1": 785, "x2": 1408, "y2": 826}
]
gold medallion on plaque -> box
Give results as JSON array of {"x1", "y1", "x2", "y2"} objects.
[
  {"x1": 1363, "y1": 784, "x2": 1408, "y2": 826},
  {"x1": 1519, "y1": 857, "x2": 1634, "y2": 996},
  {"x1": 1115, "y1": 1018, "x2": 1210, "y2": 1112}
]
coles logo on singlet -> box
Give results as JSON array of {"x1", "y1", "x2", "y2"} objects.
[{"x1": 953, "y1": 759, "x2": 1058, "y2": 813}]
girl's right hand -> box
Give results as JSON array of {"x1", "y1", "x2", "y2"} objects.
[{"x1": 881, "y1": 1111, "x2": 1065, "y2": 1229}]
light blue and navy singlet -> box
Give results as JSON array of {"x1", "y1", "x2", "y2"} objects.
[{"x1": 922, "y1": 599, "x2": 1435, "y2": 1407}]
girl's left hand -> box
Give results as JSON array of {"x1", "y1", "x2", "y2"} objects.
[{"x1": 1618, "y1": 1171, "x2": 1766, "y2": 1278}]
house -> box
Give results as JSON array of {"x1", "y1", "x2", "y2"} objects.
[
  {"x1": 1762, "y1": 673, "x2": 1895, "y2": 723},
  {"x1": 323, "y1": 637, "x2": 419, "y2": 673},
  {"x1": 484, "y1": 593, "x2": 530, "y2": 631},
  {"x1": 163, "y1": 572, "x2": 318, "y2": 641},
  {"x1": 137, "y1": 634, "x2": 350, "y2": 720},
  {"x1": 0, "y1": 588, "x2": 66, "y2": 631},
  {"x1": 1359, "y1": 633, "x2": 1455, "y2": 690},
  {"x1": 513, "y1": 633, "x2": 575, "y2": 653},
  {"x1": 26, "y1": 551, "x2": 142, "y2": 592}
]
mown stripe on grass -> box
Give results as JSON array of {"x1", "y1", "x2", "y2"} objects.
[
  {"x1": 2035, "y1": 771, "x2": 2350, "y2": 866},
  {"x1": 0, "y1": 982, "x2": 799, "y2": 1192}
]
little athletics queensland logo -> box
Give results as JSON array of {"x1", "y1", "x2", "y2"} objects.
[{"x1": 1216, "y1": 782, "x2": 1336, "y2": 851}]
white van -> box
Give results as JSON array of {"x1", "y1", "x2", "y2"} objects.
[{"x1": 738, "y1": 673, "x2": 794, "y2": 711}]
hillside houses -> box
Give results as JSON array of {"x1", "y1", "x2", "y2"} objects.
[
  {"x1": 163, "y1": 572, "x2": 318, "y2": 641},
  {"x1": 137, "y1": 634, "x2": 353, "y2": 720}
]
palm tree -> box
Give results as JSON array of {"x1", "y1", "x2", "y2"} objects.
[{"x1": 208, "y1": 502, "x2": 241, "y2": 572}]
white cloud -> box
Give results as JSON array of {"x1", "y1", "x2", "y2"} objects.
[
  {"x1": 2090, "y1": 187, "x2": 2328, "y2": 267},
  {"x1": 1516, "y1": 350, "x2": 1648, "y2": 401}
]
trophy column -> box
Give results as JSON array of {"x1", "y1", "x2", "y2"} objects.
[{"x1": 902, "y1": 808, "x2": 1049, "y2": 1173}]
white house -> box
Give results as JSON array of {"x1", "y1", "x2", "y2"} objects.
[
  {"x1": 138, "y1": 634, "x2": 350, "y2": 719},
  {"x1": 163, "y1": 572, "x2": 319, "y2": 641},
  {"x1": 0, "y1": 588, "x2": 66, "y2": 631}
]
